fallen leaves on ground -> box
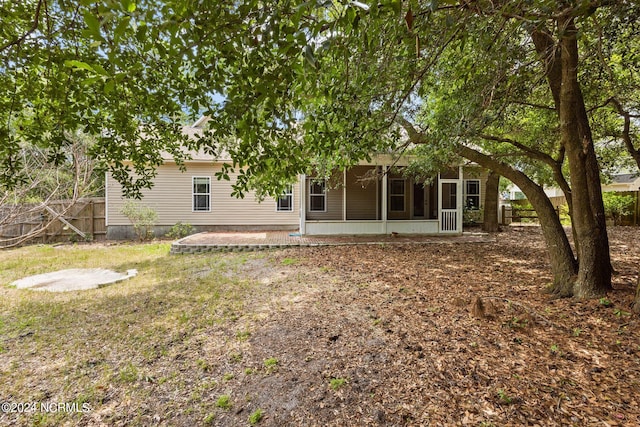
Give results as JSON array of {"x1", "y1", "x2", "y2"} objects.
[
  {"x1": 1, "y1": 226, "x2": 639, "y2": 427},
  {"x1": 214, "y1": 226, "x2": 640, "y2": 426}
]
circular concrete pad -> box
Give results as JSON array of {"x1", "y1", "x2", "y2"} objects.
[{"x1": 11, "y1": 268, "x2": 137, "y2": 292}]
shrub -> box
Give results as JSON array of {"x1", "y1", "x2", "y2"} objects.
[
  {"x1": 120, "y1": 200, "x2": 158, "y2": 241},
  {"x1": 463, "y1": 207, "x2": 483, "y2": 226},
  {"x1": 167, "y1": 222, "x2": 195, "y2": 239},
  {"x1": 602, "y1": 193, "x2": 634, "y2": 225}
]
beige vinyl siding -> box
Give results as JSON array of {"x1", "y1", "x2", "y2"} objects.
[
  {"x1": 346, "y1": 166, "x2": 378, "y2": 220},
  {"x1": 305, "y1": 174, "x2": 343, "y2": 220},
  {"x1": 107, "y1": 162, "x2": 300, "y2": 226}
]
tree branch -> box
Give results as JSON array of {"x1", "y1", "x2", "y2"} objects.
[
  {"x1": 530, "y1": 27, "x2": 562, "y2": 111},
  {"x1": 478, "y1": 133, "x2": 572, "y2": 207},
  {"x1": 0, "y1": 0, "x2": 45, "y2": 53},
  {"x1": 477, "y1": 133, "x2": 555, "y2": 164},
  {"x1": 610, "y1": 98, "x2": 640, "y2": 169},
  {"x1": 509, "y1": 100, "x2": 556, "y2": 111}
]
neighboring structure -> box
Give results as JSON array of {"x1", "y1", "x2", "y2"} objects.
[
  {"x1": 602, "y1": 173, "x2": 640, "y2": 194},
  {"x1": 601, "y1": 173, "x2": 640, "y2": 225},
  {"x1": 502, "y1": 172, "x2": 640, "y2": 226},
  {"x1": 105, "y1": 121, "x2": 489, "y2": 239}
]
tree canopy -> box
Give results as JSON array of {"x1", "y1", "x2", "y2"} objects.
[
  {"x1": 3, "y1": 0, "x2": 640, "y2": 296},
  {"x1": 2, "y1": 1, "x2": 637, "y2": 192}
]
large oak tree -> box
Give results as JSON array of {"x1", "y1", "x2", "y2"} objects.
[{"x1": 2, "y1": 0, "x2": 639, "y2": 299}]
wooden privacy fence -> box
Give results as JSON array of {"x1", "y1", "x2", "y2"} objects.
[
  {"x1": 0, "y1": 198, "x2": 106, "y2": 247},
  {"x1": 501, "y1": 205, "x2": 560, "y2": 225}
]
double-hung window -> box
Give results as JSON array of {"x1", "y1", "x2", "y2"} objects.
[
  {"x1": 276, "y1": 185, "x2": 293, "y2": 212},
  {"x1": 193, "y1": 177, "x2": 211, "y2": 212},
  {"x1": 464, "y1": 179, "x2": 480, "y2": 210},
  {"x1": 309, "y1": 179, "x2": 326, "y2": 212}
]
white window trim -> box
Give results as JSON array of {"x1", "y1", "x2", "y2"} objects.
[
  {"x1": 308, "y1": 178, "x2": 327, "y2": 212},
  {"x1": 389, "y1": 178, "x2": 406, "y2": 212},
  {"x1": 276, "y1": 185, "x2": 294, "y2": 212},
  {"x1": 192, "y1": 176, "x2": 211, "y2": 212},
  {"x1": 464, "y1": 179, "x2": 481, "y2": 210}
]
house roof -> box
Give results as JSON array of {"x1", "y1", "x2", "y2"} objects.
[
  {"x1": 161, "y1": 117, "x2": 232, "y2": 162},
  {"x1": 612, "y1": 173, "x2": 639, "y2": 184},
  {"x1": 166, "y1": 116, "x2": 476, "y2": 168}
]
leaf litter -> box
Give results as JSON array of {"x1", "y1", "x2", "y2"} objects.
[
  {"x1": 1, "y1": 226, "x2": 639, "y2": 427},
  {"x1": 206, "y1": 226, "x2": 640, "y2": 426}
]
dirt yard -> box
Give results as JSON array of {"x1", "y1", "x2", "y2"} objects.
[
  {"x1": 1, "y1": 226, "x2": 639, "y2": 426},
  {"x1": 209, "y1": 226, "x2": 640, "y2": 427}
]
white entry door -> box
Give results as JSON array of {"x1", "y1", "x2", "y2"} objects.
[{"x1": 439, "y1": 180, "x2": 461, "y2": 233}]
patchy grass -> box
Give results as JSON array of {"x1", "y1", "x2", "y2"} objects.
[
  {"x1": 215, "y1": 394, "x2": 232, "y2": 410},
  {"x1": 1, "y1": 227, "x2": 640, "y2": 426},
  {"x1": 0, "y1": 242, "x2": 277, "y2": 426},
  {"x1": 329, "y1": 377, "x2": 347, "y2": 391},
  {"x1": 248, "y1": 408, "x2": 263, "y2": 425}
]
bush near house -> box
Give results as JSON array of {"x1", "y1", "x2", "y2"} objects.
[
  {"x1": 120, "y1": 200, "x2": 158, "y2": 241},
  {"x1": 167, "y1": 222, "x2": 195, "y2": 239}
]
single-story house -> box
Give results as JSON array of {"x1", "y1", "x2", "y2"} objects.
[
  {"x1": 105, "y1": 122, "x2": 489, "y2": 239},
  {"x1": 602, "y1": 173, "x2": 640, "y2": 193}
]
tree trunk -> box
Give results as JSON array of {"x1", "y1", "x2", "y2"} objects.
[
  {"x1": 558, "y1": 19, "x2": 612, "y2": 298},
  {"x1": 482, "y1": 171, "x2": 500, "y2": 232},
  {"x1": 634, "y1": 273, "x2": 640, "y2": 314},
  {"x1": 459, "y1": 146, "x2": 577, "y2": 294}
]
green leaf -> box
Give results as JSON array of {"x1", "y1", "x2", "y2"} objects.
[
  {"x1": 91, "y1": 63, "x2": 109, "y2": 76},
  {"x1": 81, "y1": 76, "x2": 100, "y2": 86},
  {"x1": 304, "y1": 45, "x2": 317, "y2": 68},
  {"x1": 83, "y1": 12, "x2": 101, "y2": 37},
  {"x1": 387, "y1": 0, "x2": 402, "y2": 15},
  {"x1": 104, "y1": 79, "x2": 116, "y2": 94},
  {"x1": 64, "y1": 60, "x2": 95, "y2": 72},
  {"x1": 114, "y1": 16, "x2": 131, "y2": 42},
  {"x1": 121, "y1": 0, "x2": 137, "y2": 12}
]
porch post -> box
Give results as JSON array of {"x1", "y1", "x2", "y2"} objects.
[
  {"x1": 343, "y1": 169, "x2": 347, "y2": 221},
  {"x1": 375, "y1": 167, "x2": 380, "y2": 220},
  {"x1": 457, "y1": 166, "x2": 463, "y2": 233},
  {"x1": 437, "y1": 173, "x2": 442, "y2": 233},
  {"x1": 299, "y1": 174, "x2": 306, "y2": 234},
  {"x1": 382, "y1": 165, "x2": 388, "y2": 234}
]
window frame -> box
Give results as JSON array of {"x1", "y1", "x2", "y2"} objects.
[
  {"x1": 276, "y1": 185, "x2": 294, "y2": 212},
  {"x1": 308, "y1": 179, "x2": 327, "y2": 212},
  {"x1": 389, "y1": 178, "x2": 406, "y2": 212},
  {"x1": 192, "y1": 176, "x2": 211, "y2": 212},
  {"x1": 464, "y1": 179, "x2": 481, "y2": 210}
]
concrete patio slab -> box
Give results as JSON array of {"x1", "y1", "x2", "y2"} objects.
[
  {"x1": 11, "y1": 268, "x2": 138, "y2": 292},
  {"x1": 171, "y1": 230, "x2": 495, "y2": 254}
]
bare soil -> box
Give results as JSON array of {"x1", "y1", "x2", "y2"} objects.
[
  {"x1": 2, "y1": 226, "x2": 640, "y2": 427},
  {"x1": 202, "y1": 226, "x2": 640, "y2": 426}
]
